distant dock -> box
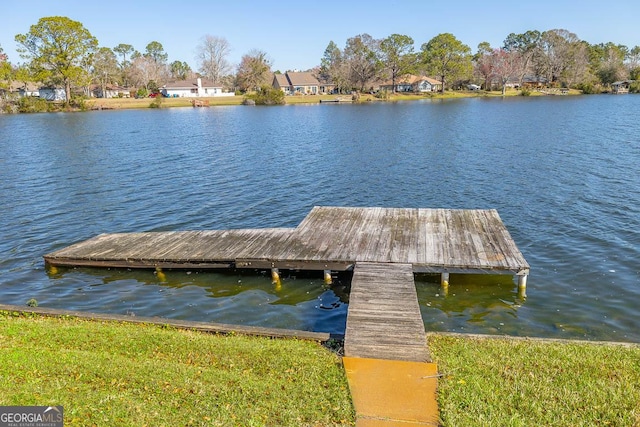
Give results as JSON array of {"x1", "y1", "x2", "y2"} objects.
[
  {"x1": 319, "y1": 97, "x2": 351, "y2": 103},
  {"x1": 45, "y1": 206, "x2": 529, "y2": 362}
]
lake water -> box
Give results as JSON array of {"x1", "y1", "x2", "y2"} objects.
[{"x1": 1, "y1": 96, "x2": 638, "y2": 340}]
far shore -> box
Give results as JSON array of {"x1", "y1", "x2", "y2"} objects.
[{"x1": 86, "y1": 88, "x2": 582, "y2": 111}]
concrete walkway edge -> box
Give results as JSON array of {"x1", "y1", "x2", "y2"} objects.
[{"x1": 343, "y1": 357, "x2": 439, "y2": 426}]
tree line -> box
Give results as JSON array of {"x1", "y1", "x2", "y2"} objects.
[
  {"x1": 319, "y1": 30, "x2": 640, "y2": 94},
  {"x1": 1, "y1": 16, "x2": 639, "y2": 104}
]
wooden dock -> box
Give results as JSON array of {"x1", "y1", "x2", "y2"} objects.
[
  {"x1": 45, "y1": 206, "x2": 529, "y2": 276},
  {"x1": 345, "y1": 262, "x2": 429, "y2": 362},
  {"x1": 45, "y1": 206, "x2": 529, "y2": 362}
]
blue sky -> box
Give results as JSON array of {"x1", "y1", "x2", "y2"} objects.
[{"x1": 2, "y1": 0, "x2": 639, "y2": 72}]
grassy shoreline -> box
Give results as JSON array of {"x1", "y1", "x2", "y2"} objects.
[
  {"x1": 85, "y1": 88, "x2": 580, "y2": 111},
  {"x1": 0, "y1": 311, "x2": 354, "y2": 426},
  {"x1": 3, "y1": 310, "x2": 640, "y2": 426},
  {"x1": 429, "y1": 334, "x2": 640, "y2": 426}
]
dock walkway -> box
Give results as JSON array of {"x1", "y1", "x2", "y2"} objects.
[{"x1": 345, "y1": 262, "x2": 428, "y2": 362}]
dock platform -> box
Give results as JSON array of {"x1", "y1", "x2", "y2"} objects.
[{"x1": 45, "y1": 206, "x2": 530, "y2": 280}]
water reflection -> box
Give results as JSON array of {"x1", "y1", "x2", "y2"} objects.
[
  {"x1": 417, "y1": 274, "x2": 526, "y2": 335},
  {"x1": 45, "y1": 267, "x2": 350, "y2": 334}
]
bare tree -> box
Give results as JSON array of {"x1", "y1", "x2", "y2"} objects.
[
  {"x1": 627, "y1": 45, "x2": 640, "y2": 79},
  {"x1": 197, "y1": 35, "x2": 231, "y2": 84},
  {"x1": 343, "y1": 34, "x2": 381, "y2": 92},
  {"x1": 491, "y1": 49, "x2": 521, "y2": 94},
  {"x1": 474, "y1": 42, "x2": 494, "y2": 90},
  {"x1": 236, "y1": 49, "x2": 272, "y2": 92},
  {"x1": 536, "y1": 29, "x2": 586, "y2": 87},
  {"x1": 129, "y1": 55, "x2": 168, "y2": 90},
  {"x1": 503, "y1": 31, "x2": 542, "y2": 85}
]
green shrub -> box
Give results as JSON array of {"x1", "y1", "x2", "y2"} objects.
[
  {"x1": 70, "y1": 95, "x2": 88, "y2": 111},
  {"x1": 575, "y1": 82, "x2": 603, "y2": 94},
  {"x1": 245, "y1": 86, "x2": 285, "y2": 105},
  {"x1": 149, "y1": 95, "x2": 163, "y2": 108},
  {"x1": 17, "y1": 96, "x2": 52, "y2": 113},
  {"x1": 375, "y1": 89, "x2": 390, "y2": 100},
  {"x1": 629, "y1": 81, "x2": 640, "y2": 93},
  {"x1": 519, "y1": 88, "x2": 531, "y2": 96}
]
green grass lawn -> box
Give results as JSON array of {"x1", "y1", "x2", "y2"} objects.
[
  {"x1": 429, "y1": 334, "x2": 640, "y2": 426},
  {"x1": 4, "y1": 310, "x2": 638, "y2": 426},
  {"x1": 0, "y1": 311, "x2": 354, "y2": 426}
]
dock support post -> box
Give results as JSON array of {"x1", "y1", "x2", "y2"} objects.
[
  {"x1": 271, "y1": 268, "x2": 281, "y2": 290},
  {"x1": 324, "y1": 270, "x2": 332, "y2": 285},
  {"x1": 441, "y1": 272, "x2": 449, "y2": 296},
  {"x1": 155, "y1": 266, "x2": 166, "y2": 282},
  {"x1": 517, "y1": 274, "x2": 527, "y2": 298}
]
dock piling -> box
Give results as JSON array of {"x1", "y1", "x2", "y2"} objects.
[
  {"x1": 323, "y1": 270, "x2": 332, "y2": 285},
  {"x1": 271, "y1": 268, "x2": 281, "y2": 290},
  {"x1": 518, "y1": 274, "x2": 527, "y2": 298}
]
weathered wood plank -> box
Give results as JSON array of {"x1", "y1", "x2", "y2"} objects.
[
  {"x1": 345, "y1": 262, "x2": 430, "y2": 362},
  {"x1": 45, "y1": 207, "x2": 530, "y2": 274}
]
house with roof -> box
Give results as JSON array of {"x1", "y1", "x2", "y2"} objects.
[
  {"x1": 12, "y1": 82, "x2": 40, "y2": 97},
  {"x1": 379, "y1": 75, "x2": 442, "y2": 93},
  {"x1": 39, "y1": 86, "x2": 66, "y2": 101},
  {"x1": 272, "y1": 72, "x2": 322, "y2": 95},
  {"x1": 91, "y1": 84, "x2": 132, "y2": 98},
  {"x1": 160, "y1": 78, "x2": 233, "y2": 97}
]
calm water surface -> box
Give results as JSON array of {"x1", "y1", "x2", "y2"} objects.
[{"x1": 1, "y1": 96, "x2": 638, "y2": 340}]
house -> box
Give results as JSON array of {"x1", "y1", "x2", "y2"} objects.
[
  {"x1": 379, "y1": 75, "x2": 442, "y2": 93},
  {"x1": 39, "y1": 87, "x2": 66, "y2": 101},
  {"x1": 160, "y1": 78, "x2": 234, "y2": 97},
  {"x1": 13, "y1": 82, "x2": 40, "y2": 97},
  {"x1": 92, "y1": 84, "x2": 132, "y2": 98},
  {"x1": 521, "y1": 76, "x2": 548, "y2": 88},
  {"x1": 272, "y1": 73, "x2": 292, "y2": 95},
  {"x1": 611, "y1": 80, "x2": 631, "y2": 94},
  {"x1": 272, "y1": 72, "x2": 320, "y2": 95}
]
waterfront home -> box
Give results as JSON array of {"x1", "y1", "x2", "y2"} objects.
[
  {"x1": 39, "y1": 86, "x2": 66, "y2": 101},
  {"x1": 91, "y1": 84, "x2": 132, "y2": 98},
  {"x1": 160, "y1": 78, "x2": 233, "y2": 97},
  {"x1": 272, "y1": 72, "x2": 321, "y2": 95},
  {"x1": 13, "y1": 82, "x2": 40, "y2": 97},
  {"x1": 379, "y1": 75, "x2": 442, "y2": 93}
]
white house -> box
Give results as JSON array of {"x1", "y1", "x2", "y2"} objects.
[
  {"x1": 160, "y1": 78, "x2": 233, "y2": 97},
  {"x1": 39, "y1": 87, "x2": 66, "y2": 101},
  {"x1": 92, "y1": 84, "x2": 132, "y2": 98},
  {"x1": 379, "y1": 75, "x2": 442, "y2": 92}
]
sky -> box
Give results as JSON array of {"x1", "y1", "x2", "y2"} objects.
[{"x1": 2, "y1": 0, "x2": 639, "y2": 73}]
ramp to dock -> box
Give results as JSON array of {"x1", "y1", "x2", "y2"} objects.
[
  {"x1": 344, "y1": 263, "x2": 438, "y2": 426},
  {"x1": 345, "y1": 262, "x2": 429, "y2": 362}
]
